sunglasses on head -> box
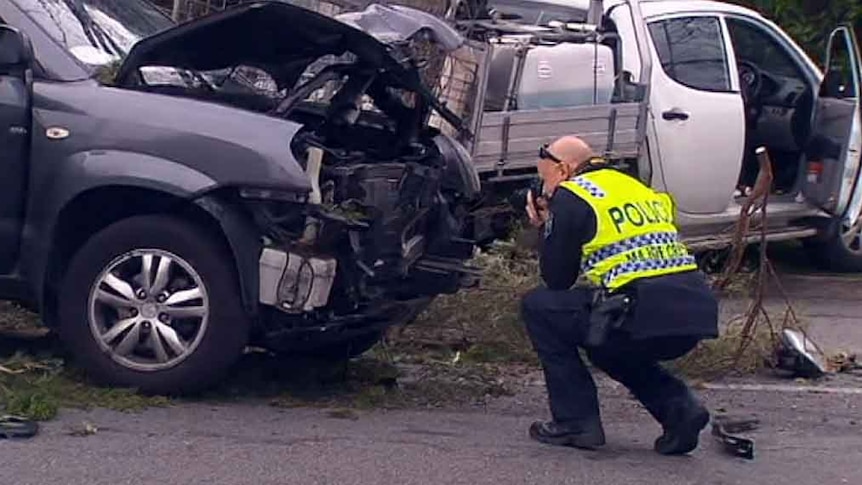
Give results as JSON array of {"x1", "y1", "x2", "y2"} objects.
[{"x1": 539, "y1": 144, "x2": 563, "y2": 164}]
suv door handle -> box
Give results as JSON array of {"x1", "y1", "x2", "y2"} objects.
[{"x1": 662, "y1": 109, "x2": 690, "y2": 121}]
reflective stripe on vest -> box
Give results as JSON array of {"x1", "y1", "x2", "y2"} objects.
[{"x1": 559, "y1": 169, "x2": 697, "y2": 290}]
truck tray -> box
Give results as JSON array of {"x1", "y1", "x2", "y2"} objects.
[{"x1": 473, "y1": 102, "x2": 642, "y2": 179}]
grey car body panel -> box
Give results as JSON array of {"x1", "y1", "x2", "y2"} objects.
[
  {"x1": 116, "y1": 2, "x2": 464, "y2": 81},
  {"x1": 114, "y1": 1, "x2": 398, "y2": 86},
  {"x1": 0, "y1": 65, "x2": 30, "y2": 274},
  {"x1": 112, "y1": 1, "x2": 468, "y2": 133},
  {"x1": 29, "y1": 80, "x2": 312, "y2": 193},
  {"x1": 194, "y1": 195, "x2": 263, "y2": 315},
  {"x1": 17, "y1": 79, "x2": 312, "y2": 304}
]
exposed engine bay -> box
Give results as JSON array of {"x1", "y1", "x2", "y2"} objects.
[
  {"x1": 249, "y1": 67, "x2": 482, "y2": 320},
  {"x1": 249, "y1": 72, "x2": 482, "y2": 345},
  {"x1": 111, "y1": 2, "x2": 483, "y2": 345}
]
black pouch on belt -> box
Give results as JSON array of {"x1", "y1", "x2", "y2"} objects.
[{"x1": 586, "y1": 290, "x2": 633, "y2": 347}]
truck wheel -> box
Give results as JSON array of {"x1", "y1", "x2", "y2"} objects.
[
  {"x1": 806, "y1": 216, "x2": 862, "y2": 273},
  {"x1": 57, "y1": 215, "x2": 249, "y2": 395}
]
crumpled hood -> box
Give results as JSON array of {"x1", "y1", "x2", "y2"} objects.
[
  {"x1": 335, "y1": 4, "x2": 464, "y2": 52},
  {"x1": 115, "y1": 1, "x2": 463, "y2": 86}
]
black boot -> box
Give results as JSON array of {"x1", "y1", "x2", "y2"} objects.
[
  {"x1": 654, "y1": 396, "x2": 710, "y2": 456},
  {"x1": 529, "y1": 419, "x2": 606, "y2": 450}
]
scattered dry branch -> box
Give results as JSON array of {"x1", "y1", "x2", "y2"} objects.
[{"x1": 709, "y1": 148, "x2": 820, "y2": 376}]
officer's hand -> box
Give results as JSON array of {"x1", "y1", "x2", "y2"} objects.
[{"x1": 526, "y1": 190, "x2": 549, "y2": 228}]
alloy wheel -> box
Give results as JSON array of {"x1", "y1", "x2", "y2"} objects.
[{"x1": 87, "y1": 249, "x2": 210, "y2": 372}]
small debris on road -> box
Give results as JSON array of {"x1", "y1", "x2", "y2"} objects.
[
  {"x1": 67, "y1": 421, "x2": 98, "y2": 437},
  {"x1": 712, "y1": 415, "x2": 758, "y2": 460},
  {"x1": 827, "y1": 351, "x2": 859, "y2": 373},
  {"x1": 775, "y1": 329, "x2": 828, "y2": 378},
  {"x1": 326, "y1": 408, "x2": 360, "y2": 421}
]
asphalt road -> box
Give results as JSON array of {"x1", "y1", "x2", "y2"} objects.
[{"x1": 3, "y1": 378, "x2": 861, "y2": 485}]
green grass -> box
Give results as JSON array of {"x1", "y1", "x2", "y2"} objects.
[
  {"x1": 389, "y1": 236, "x2": 776, "y2": 380},
  {"x1": 388, "y1": 238, "x2": 541, "y2": 366},
  {"x1": 0, "y1": 301, "x2": 42, "y2": 333},
  {"x1": 0, "y1": 353, "x2": 171, "y2": 421},
  {"x1": 667, "y1": 316, "x2": 778, "y2": 379},
  {"x1": 1, "y1": 303, "x2": 171, "y2": 421}
]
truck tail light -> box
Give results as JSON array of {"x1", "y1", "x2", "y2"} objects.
[{"x1": 806, "y1": 160, "x2": 824, "y2": 183}]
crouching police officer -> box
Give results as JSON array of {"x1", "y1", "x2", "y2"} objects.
[{"x1": 522, "y1": 135, "x2": 719, "y2": 455}]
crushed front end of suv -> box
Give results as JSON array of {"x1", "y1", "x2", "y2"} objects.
[{"x1": 0, "y1": 0, "x2": 481, "y2": 394}]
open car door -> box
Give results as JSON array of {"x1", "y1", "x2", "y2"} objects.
[{"x1": 803, "y1": 26, "x2": 862, "y2": 228}]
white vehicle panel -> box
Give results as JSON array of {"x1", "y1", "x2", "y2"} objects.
[
  {"x1": 645, "y1": 13, "x2": 745, "y2": 215},
  {"x1": 841, "y1": 112, "x2": 862, "y2": 225}
]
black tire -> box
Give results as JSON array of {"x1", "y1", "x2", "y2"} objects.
[
  {"x1": 57, "y1": 215, "x2": 249, "y2": 395},
  {"x1": 805, "y1": 218, "x2": 862, "y2": 273}
]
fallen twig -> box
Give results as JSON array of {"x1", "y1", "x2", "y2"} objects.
[
  {"x1": 711, "y1": 147, "x2": 816, "y2": 375},
  {"x1": 0, "y1": 361, "x2": 56, "y2": 376}
]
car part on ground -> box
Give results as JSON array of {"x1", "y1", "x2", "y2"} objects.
[
  {"x1": 711, "y1": 415, "x2": 757, "y2": 460},
  {"x1": 0, "y1": 415, "x2": 39, "y2": 439},
  {"x1": 775, "y1": 328, "x2": 829, "y2": 378}
]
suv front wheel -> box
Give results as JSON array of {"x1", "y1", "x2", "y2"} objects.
[{"x1": 58, "y1": 215, "x2": 249, "y2": 395}]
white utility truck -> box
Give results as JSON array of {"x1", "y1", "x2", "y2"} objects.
[{"x1": 437, "y1": 0, "x2": 862, "y2": 270}]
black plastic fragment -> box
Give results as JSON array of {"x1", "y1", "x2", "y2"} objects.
[
  {"x1": 711, "y1": 416, "x2": 757, "y2": 460},
  {"x1": 0, "y1": 415, "x2": 39, "y2": 439}
]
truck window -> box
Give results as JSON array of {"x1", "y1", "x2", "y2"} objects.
[
  {"x1": 725, "y1": 17, "x2": 803, "y2": 81},
  {"x1": 822, "y1": 34, "x2": 858, "y2": 99},
  {"x1": 647, "y1": 16, "x2": 731, "y2": 93}
]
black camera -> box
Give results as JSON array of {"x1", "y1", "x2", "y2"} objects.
[{"x1": 509, "y1": 177, "x2": 545, "y2": 214}]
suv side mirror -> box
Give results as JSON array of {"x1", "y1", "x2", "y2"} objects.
[{"x1": 0, "y1": 25, "x2": 33, "y2": 73}]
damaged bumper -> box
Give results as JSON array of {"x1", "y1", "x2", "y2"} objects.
[
  {"x1": 256, "y1": 238, "x2": 480, "y2": 317},
  {"x1": 258, "y1": 248, "x2": 337, "y2": 313}
]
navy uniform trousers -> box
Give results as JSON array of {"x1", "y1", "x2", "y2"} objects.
[{"x1": 521, "y1": 285, "x2": 702, "y2": 426}]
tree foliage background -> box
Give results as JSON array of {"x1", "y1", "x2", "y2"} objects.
[{"x1": 729, "y1": 0, "x2": 862, "y2": 63}]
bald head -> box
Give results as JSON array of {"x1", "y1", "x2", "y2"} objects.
[
  {"x1": 535, "y1": 136, "x2": 596, "y2": 197},
  {"x1": 548, "y1": 136, "x2": 595, "y2": 169}
]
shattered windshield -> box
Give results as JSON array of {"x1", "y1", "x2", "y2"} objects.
[{"x1": 16, "y1": 0, "x2": 173, "y2": 68}]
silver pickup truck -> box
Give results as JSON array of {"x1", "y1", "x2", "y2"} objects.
[{"x1": 433, "y1": 0, "x2": 862, "y2": 271}]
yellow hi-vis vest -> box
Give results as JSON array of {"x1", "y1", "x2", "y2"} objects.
[{"x1": 559, "y1": 169, "x2": 697, "y2": 290}]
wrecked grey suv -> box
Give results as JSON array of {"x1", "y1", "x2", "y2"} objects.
[{"x1": 0, "y1": 1, "x2": 481, "y2": 394}]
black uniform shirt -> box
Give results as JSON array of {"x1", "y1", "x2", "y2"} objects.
[{"x1": 539, "y1": 188, "x2": 597, "y2": 290}]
